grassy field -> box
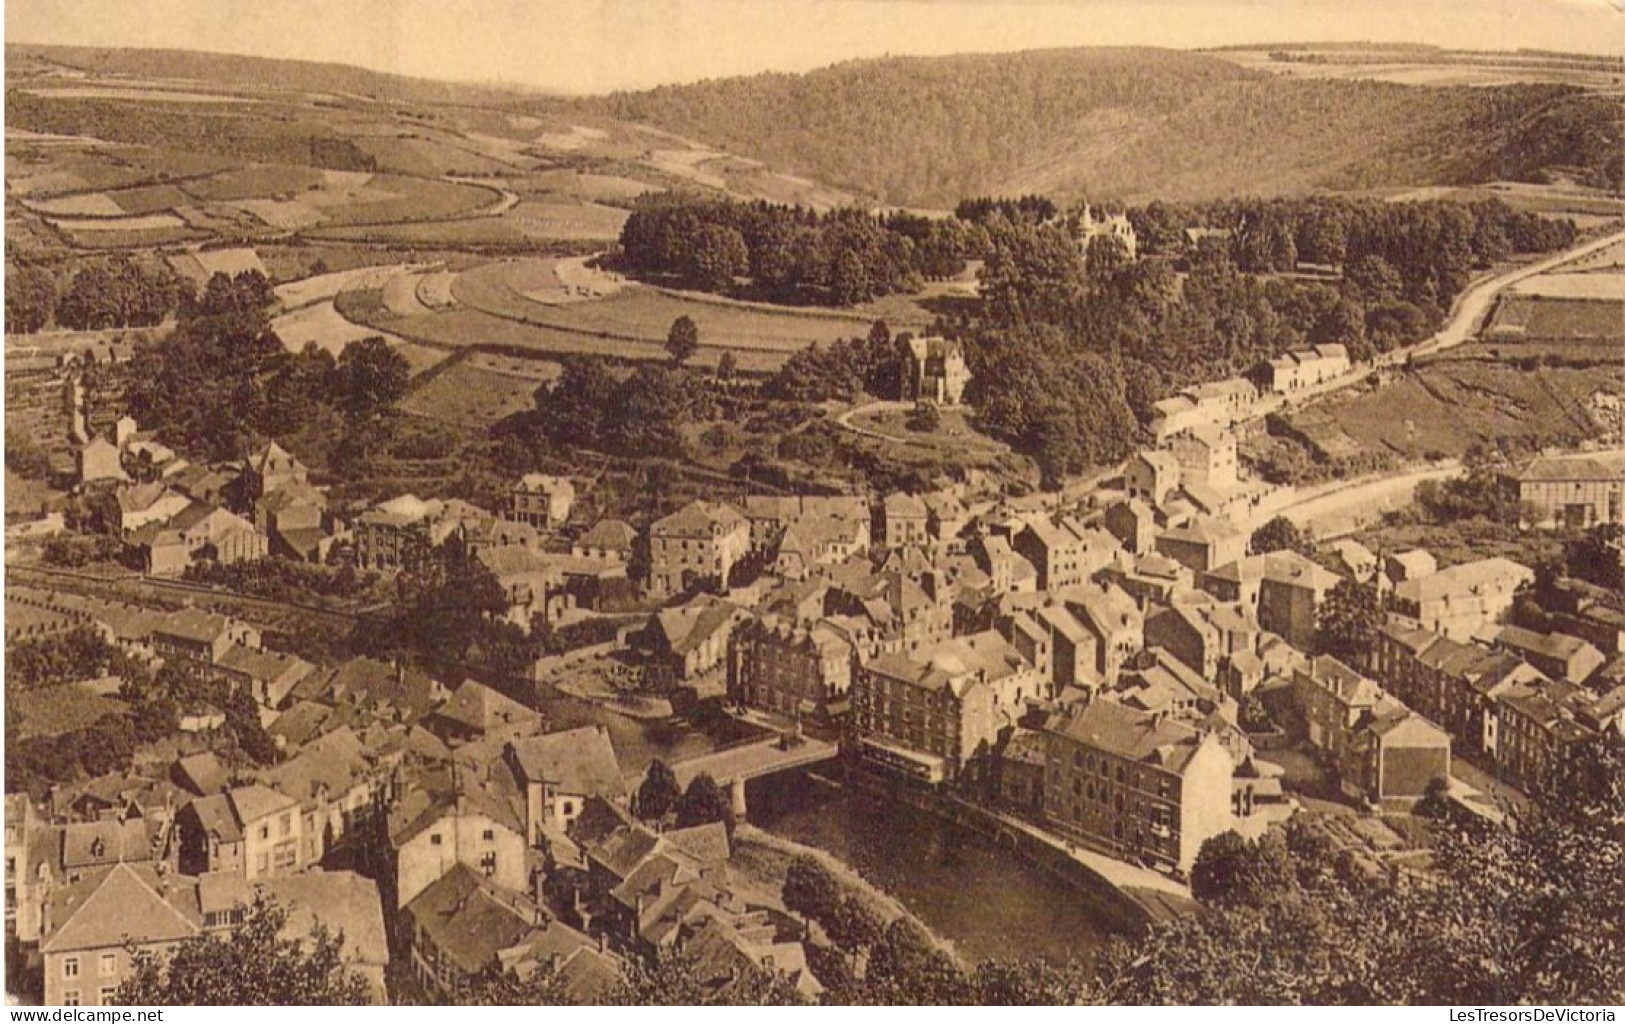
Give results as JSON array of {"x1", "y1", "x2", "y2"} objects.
[
  {"x1": 400, "y1": 352, "x2": 559, "y2": 425},
  {"x1": 1285, "y1": 359, "x2": 1624, "y2": 462},
  {"x1": 450, "y1": 259, "x2": 865, "y2": 353},
  {"x1": 1486, "y1": 295, "x2": 1625, "y2": 345}
]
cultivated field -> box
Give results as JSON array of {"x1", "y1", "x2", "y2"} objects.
[
  {"x1": 1282, "y1": 359, "x2": 1625, "y2": 462},
  {"x1": 400, "y1": 351, "x2": 560, "y2": 425}
]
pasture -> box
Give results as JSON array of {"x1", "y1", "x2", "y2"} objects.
[{"x1": 401, "y1": 352, "x2": 559, "y2": 426}]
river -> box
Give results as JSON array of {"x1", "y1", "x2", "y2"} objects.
[
  {"x1": 745, "y1": 768, "x2": 1128, "y2": 966},
  {"x1": 530, "y1": 688, "x2": 1126, "y2": 965}
]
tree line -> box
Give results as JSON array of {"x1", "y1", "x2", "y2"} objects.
[
  {"x1": 954, "y1": 195, "x2": 1577, "y2": 484},
  {"x1": 616, "y1": 195, "x2": 974, "y2": 305},
  {"x1": 5, "y1": 256, "x2": 182, "y2": 334},
  {"x1": 122, "y1": 270, "x2": 410, "y2": 463}
]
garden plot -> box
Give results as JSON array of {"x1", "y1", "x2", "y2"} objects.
[{"x1": 416, "y1": 271, "x2": 460, "y2": 310}]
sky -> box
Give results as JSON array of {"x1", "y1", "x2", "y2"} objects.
[{"x1": 7, "y1": 0, "x2": 1622, "y2": 94}]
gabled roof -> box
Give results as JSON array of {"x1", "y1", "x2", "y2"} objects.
[
  {"x1": 655, "y1": 596, "x2": 744, "y2": 656},
  {"x1": 42, "y1": 863, "x2": 200, "y2": 954},
  {"x1": 883, "y1": 491, "x2": 928, "y2": 517},
  {"x1": 578, "y1": 518, "x2": 637, "y2": 551},
  {"x1": 402, "y1": 865, "x2": 537, "y2": 976},
  {"x1": 1047, "y1": 699, "x2": 1221, "y2": 776},
  {"x1": 652, "y1": 500, "x2": 747, "y2": 536},
  {"x1": 228, "y1": 784, "x2": 298, "y2": 825},
  {"x1": 1395, "y1": 557, "x2": 1534, "y2": 603},
  {"x1": 184, "y1": 793, "x2": 242, "y2": 842},
  {"x1": 507, "y1": 726, "x2": 627, "y2": 800},
  {"x1": 435, "y1": 679, "x2": 541, "y2": 735}
]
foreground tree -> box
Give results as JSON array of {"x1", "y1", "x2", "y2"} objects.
[
  {"x1": 117, "y1": 898, "x2": 369, "y2": 1005},
  {"x1": 635, "y1": 759, "x2": 682, "y2": 820}
]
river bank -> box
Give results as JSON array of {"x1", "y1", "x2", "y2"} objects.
[
  {"x1": 731, "y1": 823, "x2": 969, "y2": 969},
  {"x1": 840, "y1": 768, "x2": 1197, "y2": 928}
]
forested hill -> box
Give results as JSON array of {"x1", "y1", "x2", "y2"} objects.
[
  {"x1": 572, "y1": 47, "x2": 1622, "y2": 207},
  {"x1": 6, "y1": 44, "x2": 539, "y2": 106}
]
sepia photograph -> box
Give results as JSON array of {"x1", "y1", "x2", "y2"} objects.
[{"x1": 0, "y1": 0, "x2": 1620, "y2": 1009}]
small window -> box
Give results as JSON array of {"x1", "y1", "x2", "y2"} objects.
[
  {"x1": 64, "y1": 957, "x2": 80, "y2": 979},
  {"x1": 63, "y1": 991, "x2": 80, "y2": 1007},
  {"x1": 482, "y1": 829, "x2": 494, "y2": 842},
  {"x1": 99, "y1": 953, "x2": 116, "y2": 977},
  {"x1": 430, "y1": 833, "x2": 443, "y2": 847},
  {"x1": 100, "y1": 987, "x2": 117, "y2": 1005}
]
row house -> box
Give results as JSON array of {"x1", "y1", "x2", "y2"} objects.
[
  {"x1": 1041, "y1": 699, "x2": 1235, "y2": 874},
  {"x1": 1293, "y1": 656, "x2": 1450, "y2": 810},
  {"x1": 1064, "y1": 582, "x2": 1145, "y2": 685},
  {"x1": 1260, "y1": 344, "x2": 1350, "y2": 393},
  {"x1": 1143, "y1": 600, "x2": 1261, "y2": 684},
  {"x1": 504, "y1": 726, "x2": 629, "y2": 846},
  {"x1": 1201, "y1": 550, "x2": 1342, "y2": 652},
  {"x1": 259, "y1": 726, "x2": 395, "y2": 868},
  {"x1": 824, "y1": 569, "x2": 955, "y2": 660},
  {"x1": 1492, "y1": 625, "x2": 1607, "y2": 686},
  {"x1": 1148, "y1": 379, "x2": 1258, "y2": 442},
  {"x1": 850, "y1": 631, "x2": 1040, "y2": 785},
  {"x1": 1494, "y1": 679, "x2": 1599, "y2": 792},
  {"x1": 647, "y1": 501, "x2": 750, "y2": 599},
  {"x1": 728, "y1": 615, "x2": 856, "y2": 722},
  {"x1": 1391, "y1": 556, "x2": 1534, "y2": 642},
  {"x1": 772, "y1": 510, "x2": 870, "y2": 581},
  {"x1": 150, "y1": 609, "x2": 260, "y2": 672},
  {"x1": 1012, "y1": 516, "x2": 1122, "y2": 591},
  {"x1": 404, "y1": 864, "x2": 614, "y2": 1002},
  {"x1": 175, "y1": 784, "x2": 312, "y2": 882}
]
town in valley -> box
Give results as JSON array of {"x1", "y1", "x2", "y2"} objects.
[{"x1": 2, "y1": 15, "x2": 1623, "y2": 1008}]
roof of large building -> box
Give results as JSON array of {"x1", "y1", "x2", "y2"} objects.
[
  {"x1": 42, "y1": 863, "x2": 200, "y2": 955},
  {"x1": 1514, "y1": 455, "x2": 1624, "y2": 484},
  {"x1": 434, "y1": 679, "x2": 542, "y2": 736},
  {"x1": 1046, "y1": 698, "x2": 1222, "y2": 775},
  {"x1": 1395, "y1": 557, "x2": 1534, "y2": 604},
  {"x1": 652, "y1": 500, "x2": 747, "y2": 535},
  {"x1": 864, "y1": 630, "x2": 1027, "y2": 697},
  {"x1": 403, "y1": 864, "x2": 540, "y2": 976}
]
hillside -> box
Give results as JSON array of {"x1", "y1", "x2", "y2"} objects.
[
  {"x1": 5, "y1": 43, "x2": 538, "y2": 106},
  {"x1": 571, "y1": 47, "x2": 1623, "y2": 206}
]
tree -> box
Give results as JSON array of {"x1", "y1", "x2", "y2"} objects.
[
  {"x1": 116, "y1": 897, "x2": 370, "y2": 1005},
  {"x1": 665, "y1": 315, "x2": 700, "y2": 365},
  {"x1": 604, "y1": 948, "x2": 807, "y2": 1006},
  {"x1": 690, "y1": 223, "x2": 749, "y2": 291},
  {"x1": 1248, "y1": 515, "x2": 1313, "y2": 557},
  {"x1": 1190, "y1": 830, "x2": 1289, "y2": 907},
  {"x1": 782, "y1": 855, "x2": 842, "y2": 930},
  {"x1": 332, "y1": 336, "x2": 410, "y2": 425},
  {"x1": 674, "y1": 772, "x2": 733, "y2": 830},
  {"x1": 825, "y1": 894, "x2": 885, "y2": 956},
  {"x1": 6, "y1": 265, "x2": 56, "y2": 334},
  {"x1": 905, "y1": 402, "x2": 941, "y2": 433},
  {"x1": 635, "y1": 759, "x2": 681, "y2": 821},
  {"x1": 715, "y1": 351, "x2": 738, "y2": 382},
  {"x1": 5, "y1": 427, "x2": 53, "y2": 479},
  {"x1": 1316, "y1": 577, "x2": 1381, "y2": 668},
  {"x1": 1564, "y1": 522, "x2": 1624, "y2": 591}
]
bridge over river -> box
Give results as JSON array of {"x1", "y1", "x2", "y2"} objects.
[{"x1": 630, "y1": 730, "x2": 840, "y2": 818}]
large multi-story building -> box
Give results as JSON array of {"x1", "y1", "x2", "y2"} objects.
[
  {"x1": 728, "y1": 615, "x2": 855, "y2": 722},
  {"x1": 1041, "y1": 699, "x2": 1235, "y2": 875},
  {"x1": 509, "y1": 474, "x2": 576, "y2": 530},
  {"x1": 850, "y1": 631, "x2": 1040, "y2": 785},
  {"x1": 1391, "y1": 557, "x2": 1534, "y2": 642},
  {"x1": 1293, "y1": 656, "x2": 1451, "y2": 810},
  {"x1": 647, "y1": 501, "x2": 750, "y2": 599},
  {"x1": 900, "y1": 336, "x2": 971, "y2": 406},
  {"x1": 1510, "y1": 455, "x2": 1624, "y2": 530}
]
